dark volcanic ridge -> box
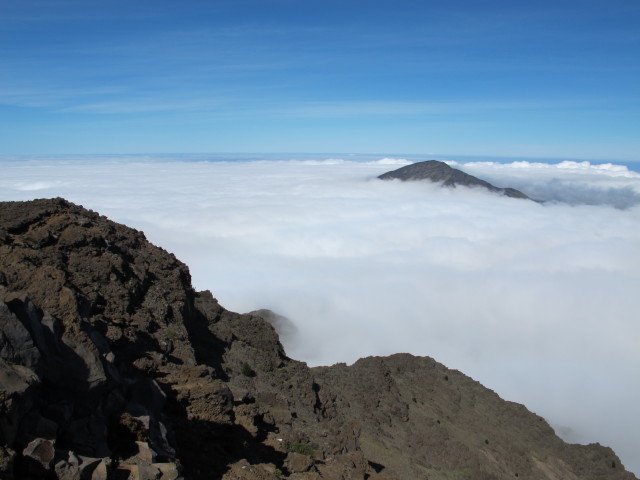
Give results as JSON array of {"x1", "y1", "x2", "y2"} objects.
[
  {"x1": 0, "y1": 198, "x2": 635, "y2": 480},
  {"x1": 378, "y1": 160, "x2": 532, "y2": 200}
]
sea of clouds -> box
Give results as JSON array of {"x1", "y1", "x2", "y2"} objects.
[{"x1": 1, "y1": 155, "x2": 639, "y2": 474}]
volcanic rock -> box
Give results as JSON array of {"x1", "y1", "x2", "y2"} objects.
[
  {"x1": 0, "y1": 198, "x2": 635, "y2": 480},
  {"x1": 378, "y1": 160, "x2": 531, "y2": 199}
]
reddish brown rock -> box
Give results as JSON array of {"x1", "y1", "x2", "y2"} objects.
[{"x1": 0, "y1": 199, "x2": 636, "y2": 480}]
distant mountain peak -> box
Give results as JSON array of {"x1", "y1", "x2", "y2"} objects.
[{"x1": 378, "y1": 160, "x2": 531, "y2": 200}]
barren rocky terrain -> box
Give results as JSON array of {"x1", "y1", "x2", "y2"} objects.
[{"x1": 0, "y1": 198, "x2": 634, "y2": 480}]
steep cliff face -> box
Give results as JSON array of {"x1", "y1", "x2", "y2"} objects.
[
  {"x1": 378, "y1": 160, "x2": 531, "y2": 200},
  {"x1": 0, "y1": 198, "x2": 635, "y2": 480}
]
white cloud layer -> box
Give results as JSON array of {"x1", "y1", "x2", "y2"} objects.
[
  {"x1": 1, "y1": 156, "x2": 639, "y2": 474},
  {"x1": 453, "y1": 160, "x2": 640, "y2": 209}
]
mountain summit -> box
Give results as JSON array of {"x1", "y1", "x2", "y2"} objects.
[
  {"x1": 378, "y1": 160, "x2": 531, "y2": 199},
  {"x1": 0, "y1": 198, "x2": 634, "y2": 480}
]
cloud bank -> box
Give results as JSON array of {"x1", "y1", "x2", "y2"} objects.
[
  {"x1": 1, "y1": 156, "x2": 639, "y2": 474},
  {"x1": 454, "y1": 160, "x2": 640, "y2": 209}
]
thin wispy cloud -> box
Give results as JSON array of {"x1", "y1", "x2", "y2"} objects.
[
  {"x1": 1, "y1": 156, "x2": 639, "y2": 474},
  {"x1": 268, "y1": 98, "x2": 613, "y2": 118},
  {"x1": 0, "y1": 86, "x2": 130, "y2": 109}
]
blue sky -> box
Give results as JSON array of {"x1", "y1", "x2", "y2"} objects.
[{"x1": 1, "y1": 0, "x2": 639, "y2": 159}]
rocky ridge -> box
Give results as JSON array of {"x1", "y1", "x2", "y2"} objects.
[
  {"x1": 378, "y1": 160, "x2": 531, "y2": 199},
  {"x1": 0, "y1": 198, "x2": 635, "y2": 480}
]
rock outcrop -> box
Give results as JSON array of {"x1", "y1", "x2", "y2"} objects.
[
  {"x1": 0, "y1": 198, "x2": 635, "y2": 480},
  {"x1": 378, "y1": 160, "x2": 531, "y2": 199}
]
